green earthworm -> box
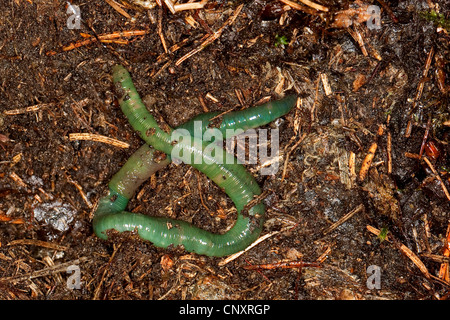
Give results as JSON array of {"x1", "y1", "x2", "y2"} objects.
[
  {"x1": 175, "y1": 95, "x2": 297, "y2": 141},
  {"x1": 93, "y1": 65, "x2": 296, "y2": 256}
]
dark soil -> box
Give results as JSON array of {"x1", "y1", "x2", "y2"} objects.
[{"x1": 0, "y1": 0, "x2": 449, "y2": 300}]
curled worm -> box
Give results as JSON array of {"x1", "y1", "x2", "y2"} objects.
[{"x1": 93, "y1": 65, "x2": 296, "y2": 256}]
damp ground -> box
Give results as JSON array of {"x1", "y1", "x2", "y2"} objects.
[{"x1": 0, "y1": 0, "x2": 449, "y2": 300}]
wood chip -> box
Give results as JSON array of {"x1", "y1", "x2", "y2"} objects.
[
  {"x1": 352, "y1": 73, "x2": 366, "y2": 92},
  {"x1": 320, "y1": 73, "x2": 332, "y2": 96},
  {"x1": 359, "y1": 125, "x2": 384, "y2": 181}
]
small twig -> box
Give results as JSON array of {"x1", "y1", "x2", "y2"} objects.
[
  {"x1": 9, "y1": 172, "x2": 29, "y2": 190},
  {"x1": 366, "y1": 60, "x2": 383, "y2": 86},
  {"x1": 347, "y1": 24, "x2": 368, "y2": 56},
  {"x1": 0, "y1": 212, "x2": 25, "y2": 224},
  {"x1": 66, "y1": 173, "x2": 93, "y2": 208},
  {"x1": 3, "y1": 103, "x2": 56, "y2": 116},
  {"x1": 152, "y1": 60, "x2": 171, "y2": 79},
  {"x1": 279, "y1": 0, "x2": 328, "y2": 12},
  {"x1": 404, "y1": 152, "x2": 421, "y2": 160},
  {"x1": 405, "y1": 47, "x2": 434, "y2": 137},
  {"x1": 244, "y1": 258, "x2": 271, "y2": 282},
  {"x1": 104, "y1": 0, "x2": 131, "y2": 18},
  {"x1": 195, "y1": 171, "x2": 211, "y2": 213},
  {"x1": 219, "y1": 228, "x2": 291, "y2": 266},
  {"x1": 192, "y1": 7, "x2": 213, "y2": 33},
  {"x1": 155, "y1": 37, "x2": 195, "y2": 65},
  {"x1": 175, "y1": 4, "x2": 243, "y2": 66},
  {"x1": 234, "y1": 88, "x2": 246, "y2": 107},
  {"x1": 376, "y1": 0, "x2": 398, "y2": 23},
  {"x1": 68, "y1": 133, "x2": 130, "y2": 149},
  {"x1": 421, "y1": 253, "x2": 450, "y2": 264},
  {"x1": 174, "y1": 1, "x2": 207, "y2": 12},
  {"x1": 243, "y1": 260, "x2": 321, "y2": 270},
  {"x1": 322, "y1": 204, "x2": 364, "y2": 235},
  {"x1": 367, "y1": 225, "x2": 430, "y2": 279},
  {"x1": 281, "y1": 133, "x2": 307, "y2": 181},
  {"x1": 198, "y1": 94, "x2": 209, "y2": 112},
  {"x1": 387, "y1": 131, "x2": 392, "y2": 174},
  {"x1": 419, "y1": 115, "x2": 432, "y2": 158},
  {"x1": 296, "y1": 0, "x2": 328, "y2": 11},
  {"x1": 8, "y1": 239, "x2": 68, "y2": 251},
  {"x1": 316, "y1": 246, "x2": 332, "y2": 263},
  {"x1": 94, "y1": 243, "x2": 121, "y2": 300},
  {"x1": 398, "y1": 243, "x2": 431, "y2": 279},
  {"x1": 240, "y1": 190, "x2": 271, "y2": 217},
  {"x1": 157, "y1": 5, "x2": 168, "y2": 53},
  {"x1": 438, "y1": 223, "x2": 450, "y2": 282},
  {"x1": 70, "y1": 98, "x2": 94, "y2": 132},
  {"x1": 163, "y1": 0, "x2": 176, "y2": 14},
  {"x1": 0, "y1": 257, "x2": 88, "y2": 284},
  {"x1": 46, "y1": 30, "x2": 148, "y2": 56},
  {"x1": 422, "y1": 156, "x2": 450, "y2": 201}
]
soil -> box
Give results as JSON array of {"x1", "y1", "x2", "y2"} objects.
[{"x1": 0, "y1": 0, "x2": 449, "y2": 300}]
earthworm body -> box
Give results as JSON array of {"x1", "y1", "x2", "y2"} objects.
[{"x1": 93, "y1": 65, "x2": 296, "y2": 256}]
